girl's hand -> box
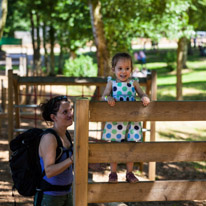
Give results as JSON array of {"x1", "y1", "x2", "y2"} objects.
[
  {"x1": 107, "y1": 96, "x2": 116, "y2": 106},
  {"x1": 141, "y1": 96, "x2": 150, "y2": 106}
]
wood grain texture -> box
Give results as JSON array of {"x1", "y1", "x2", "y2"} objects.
[
  {"x1": 88, "y1": 180, "x2": 206, "y2": 203},
  {"x1": 88, "y1": 142, "x2": 206, "y2": 163},
  {"x1": 89, "y1": 101, "x2": 206, "y2": 122},
  {"x1": 74, "y1": 99, "x2": 89, "y2": 206}
]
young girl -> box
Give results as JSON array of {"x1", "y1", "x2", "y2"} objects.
[{"x1": 102, "y1": 52, "x2": 150, "y2": 183}]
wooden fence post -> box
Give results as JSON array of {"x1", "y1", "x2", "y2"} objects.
[
  {"x1": 149, "y1": 70, "x2": 157, "y2": 180},
  {"x1": 74, "y1": 99, "x2": 89, "y2": 206},
  {"x1": 1, "y1": 79, "x2": 6, "y2": 112},
  {"x1": 13, "y1": 74, "x2": 20, "y2": 131},
  {"x1": 8, "y1": 70, "x2": 14, "y2": 144}
]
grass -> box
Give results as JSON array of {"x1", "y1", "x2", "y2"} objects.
[{"x1": 142, "y1": 48, "x2": 206, "y2": 101}]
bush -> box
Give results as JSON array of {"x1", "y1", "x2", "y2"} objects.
[
  {"x1": 164, "y1": 51, "x2": 176, "y2": 71},
  {"x1": 63, "y1": 55, "x2": 97, "y2": 77}
]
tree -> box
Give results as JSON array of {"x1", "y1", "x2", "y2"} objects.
[
  {"x1": 54, "y1": 0, "x2": 93, "y2": 74},
  {"x1": 3, "y1": 0, "x2": 30, "y2": 37},
  {"x1": 0, "y1": 0, "x2": 7, "y2": 39},
  {"x1": 131, "y1": 0, "x2": 194, "y2": 100},
  {"x1": 89, "y1": 0, "x2": 110, "y2": 76}
]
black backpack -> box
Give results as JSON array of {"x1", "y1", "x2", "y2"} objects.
[{"x1": 9, "y1": 128, "x2": 73, "y2": 197}]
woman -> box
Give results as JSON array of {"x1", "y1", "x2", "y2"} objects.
[{"x1": 34, "y1": 95, "x2": 74, "y2": 206}]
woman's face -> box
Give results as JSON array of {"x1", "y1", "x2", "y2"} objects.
[{"x1": 55, "y1": 101, "x2": 73, "y2": 127}]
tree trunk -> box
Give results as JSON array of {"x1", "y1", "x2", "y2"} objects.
[
  {"x1": 30, "y1": 11, "x2": 41, "y2": 75},
  {"x1": 36, "y1": 13, "x2": 41, "y2": 74},
  {"x1": 176, "y1": 37, "x2": 185, "y2": 100},
  {"x1": 43, "y1": 22, "x2": 49, "y2": 74},
  {"x1": 49, "y1": 25, "x2": 55, "y2": 76},
  {"x1": 89, "y1": 0, "x2": 110, "y2": 77},
  {"x1": 0, "y1": 0, "x2": 7, "y2": 39},
  {"x1": 58, "y1": 45, "x2": 64, "y2": 75}
]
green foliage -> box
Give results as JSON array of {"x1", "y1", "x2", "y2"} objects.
[
  {"x1": 54, "y1": 1, "x2": 92, "y2": 52},
  {"x1": 63, "y1": 55, "x2": 97, "y2": 77},
  {"x1": 101, "y1": 0, "x2": 146, "y2": 55},
  {"x1": 4, "y1": 0, "x2": 30, "y2": 36},
  {"x1": 164, "y1": 51, "x2": 177, "y2": 71}
]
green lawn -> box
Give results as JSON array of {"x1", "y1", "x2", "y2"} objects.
[{"x1": 143, "y1": 49, "x2": 206, "y2": 101}]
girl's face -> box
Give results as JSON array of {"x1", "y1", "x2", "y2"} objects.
[
  {"x1": 55, "y1": 101, "x2": 73, "y2": 127},
  {"x1": 112, "y1": 58, "x2": 132, "y2": 82}
]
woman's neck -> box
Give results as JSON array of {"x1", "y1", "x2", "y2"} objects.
[{"x1": 52, "y1": 125, "x2": 67, "y2": 137}]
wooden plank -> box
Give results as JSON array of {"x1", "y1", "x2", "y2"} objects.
[
  {"x1": 73, "y1": 99, "x2": 89, "y2": 206},
  {"x1": 88, "y1": 180, "x2": 206, "y2": 203},
  {"x1": 88, "y1": 142, "x2": 206, "y2": 163},
  {"x1": 89, "y1": 101, "x2": 206, "y2": 122},
  {"x1": 15, "y1": 76, "x2": 148, "y2": 86},
  {"x1": 148, "y1": 70, "x2": 157, "y2": 180},
  {"x1": 8, "y1": 70, "x2": 14, "y2": 143},
  {"x1": 149, "y1": 121, "x2": 156, "y2": 180},
  {"x1": 13, "y1": 74, "x2": 20, "y2": 130}
]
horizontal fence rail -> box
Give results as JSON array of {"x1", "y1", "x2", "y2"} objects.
[
  {"x1": 13, "y1": 75, "x2": 150, "y2": 86},
  {"x1": 88, "y1": 141, "x2": 206, "y2": 163},
  {"x1": 89, "y1": 101, "x2": 206, "y2": 122},
  {"x1": 88, "y1": 180, "x2": 206, "y2": 203}
]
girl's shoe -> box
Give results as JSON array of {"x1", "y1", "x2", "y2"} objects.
[
  {"x1": 126, "y1": 172, "x2": 139, "y2": 183},
  {"x1": 109, "y1": 172, "x2": 118, "y2": 183}
]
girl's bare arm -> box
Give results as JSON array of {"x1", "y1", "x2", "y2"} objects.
[
  {"x1": 133, "y1": 80, "x2": 150, "y2": 106},
  {"x1": 102, "y1": 81, "x2": 115, "y2": 106}
]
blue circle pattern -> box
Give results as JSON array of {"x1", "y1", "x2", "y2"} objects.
[
  {"x1": 107, "y1": 124, "x2": 112, "y2": 129},
  {"x1": 102, "y1": 80, "x2": 142, "y2": 142}
]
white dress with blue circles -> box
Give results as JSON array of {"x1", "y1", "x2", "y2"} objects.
[{"x1": 102, "y1": 79, "x2": 142, "y2": 142}]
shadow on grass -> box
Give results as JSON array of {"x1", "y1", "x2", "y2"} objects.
[
  {"x1": 158, "y1": 81, "x2": 206, "y2": 88},
  {"x1": 158, "y1": 129, "x2": 206, "y2": 142}
]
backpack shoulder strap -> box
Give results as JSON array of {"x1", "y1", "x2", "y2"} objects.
[
  {"x1": 66, "y1": 130, "x2": 72, "y2": 146},
  {"x1": 43, "y1": 128, "x2": 63, "y2": 148},
  {"x1": 43, "y1": 129, "x2": 64, "y2": 161}
]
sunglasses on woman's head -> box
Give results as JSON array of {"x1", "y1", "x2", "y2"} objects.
[{"x1": 53, "y1": 96, "x2": 68, "y2": 102}]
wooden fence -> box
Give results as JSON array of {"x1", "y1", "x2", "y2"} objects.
[
  {"x1": 7, "y1": 69, "x2": 156, "y2": 141},
  {"x1": 74, "y1": 99, "x2": 206, "y2": 205}
]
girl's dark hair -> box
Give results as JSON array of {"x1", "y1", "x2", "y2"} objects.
[
  {"x1": 40, "y1": 96, "x2": 70, "y2": 122},
  {"x1": 112, "y1": 52, "x2": 134, "y2": 70}
]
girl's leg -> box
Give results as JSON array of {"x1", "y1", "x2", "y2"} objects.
[
  {"x1": 110, "y1": 162, "x2": 117, "y2": 173},
  {"x1": 126, "y1": 162, "x2": 134, "y2": 173},
  {"x1": 109, "y1": 162, "x2": 118, "y2": 182},
  {"x1": 126, "y1": 162, "x2": 139, "y2": 183}
]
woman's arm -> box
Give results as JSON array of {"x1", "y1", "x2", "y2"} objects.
[
  {"x1": 39, "y1": 133, "x2": 73, "y2": 178},
  {"x1": 102, "y1": 81, "x2": 115, "y2": 106},
  {"x1": 133, "y1": 80, "x2": 150, "y2": 106}
]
